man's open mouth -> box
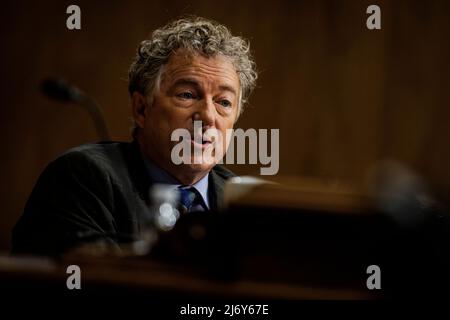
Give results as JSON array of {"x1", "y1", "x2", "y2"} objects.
[{"x1": 191, "y1": 138, "x2": 212, "y2": 148}]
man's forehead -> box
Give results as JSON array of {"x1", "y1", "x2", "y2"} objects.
[{"x1": 162, "y1": 51, "x2": 240, "y2": 87}]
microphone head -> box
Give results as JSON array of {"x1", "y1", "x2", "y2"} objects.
[
  {"x1": 40, "y1": 77, "x2": 84, "y2": 103},
  {"x1": 368, "y1": 160, "x2": 434, "y2": 229}
]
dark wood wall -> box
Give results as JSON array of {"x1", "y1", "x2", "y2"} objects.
[{"x1": 1, "y1": 0, "x2": 449, "y2": 250}]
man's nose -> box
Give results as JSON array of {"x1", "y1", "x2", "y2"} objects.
[{"x1": 193, "y1": 97, "x2": 216, "y2": 127}]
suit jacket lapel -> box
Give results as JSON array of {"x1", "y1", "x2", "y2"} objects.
[
  {"x1": 209, "y1": 169, "x2": 224, "y2": 211},
  {"x1": 124, "y1": 140, "x2": 153, "y2": 204}
]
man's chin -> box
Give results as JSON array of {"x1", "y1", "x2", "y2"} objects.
[{"x1": 184, "y1": 157, "x2": 216, "y2": 172}]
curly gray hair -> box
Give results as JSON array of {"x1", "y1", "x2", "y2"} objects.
[{"x1": 128, "y1": 16, "x2": 258, "y2": 117}]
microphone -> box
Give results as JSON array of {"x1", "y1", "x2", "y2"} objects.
[
  {"x1": 40, "y1": 77, "x2": 110, "y2": 141},
  {"x1": 368, "y1": 160, "x2": 435, "y2": 229}
]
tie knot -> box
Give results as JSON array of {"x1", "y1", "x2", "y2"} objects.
[{"x1": 178, "y1": 186, "x2": 200, "y2": 213}]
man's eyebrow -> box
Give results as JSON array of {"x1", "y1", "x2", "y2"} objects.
[
  {"x1": 171, "y1": 78, "x2": 237, "y2": 96},
  {"x1": 218, "y1": 84, "x2": 237, "y2": 96},
  {"x1": 172, "y1": 78, "x2": 200, "y2": 88}
]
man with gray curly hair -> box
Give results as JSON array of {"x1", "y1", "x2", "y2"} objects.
[
  {"x1": 12, "y1": 16, "x2": 258, "y2": 256},
  {"x1": 129, "y1": 16, "x2": 257, "y2": 117}
]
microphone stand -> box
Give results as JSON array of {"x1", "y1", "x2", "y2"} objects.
[
  {"x1": 40, "y1": 77, "x2": 111, "y2": 141},
  {"x1": 78, "y1": 94, "x2": 110, "y2": 141}
]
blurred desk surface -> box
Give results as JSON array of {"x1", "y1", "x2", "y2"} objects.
[
  {"x1": 0, "y1": 253, "x2": 373, "y2": 300},
  {"x1": 0, "y1": 179, "x2": 386, "y2": 301}
]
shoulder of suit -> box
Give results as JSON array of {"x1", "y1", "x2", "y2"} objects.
[
  {"x1": 57, "y1": 141, "x2": 129, "y2": 162},
  {"x1": 48, "y1": 141, "x2": 132, "y2": 175},
  {"x1": 212, "y1": 164, "x2": 236, "y2": 180}
]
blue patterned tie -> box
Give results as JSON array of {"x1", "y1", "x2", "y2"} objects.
[
  {"x1": 178, "y1": 187, "x2": 197, "y2": 213},
  {"x1": 178, "y1": 186, "x2": 201, "y2": 214}
]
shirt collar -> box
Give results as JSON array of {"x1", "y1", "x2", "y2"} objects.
[
  {"x1": 142, "y1": 155, "x2": 210, "y2": 209},
  {"x1": 190, "y1": 173, "x2": 209, "y2": 209}
]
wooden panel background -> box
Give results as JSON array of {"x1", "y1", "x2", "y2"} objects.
[{"x1": 0, "y1": 0, "x2": 449, "y2": 250}]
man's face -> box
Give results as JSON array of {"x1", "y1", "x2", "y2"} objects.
[{"x1": 135, "y1": 50, "x2": 240, "y2": 184}]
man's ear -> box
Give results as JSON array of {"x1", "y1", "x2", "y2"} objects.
[{"x1": 131, "y1": 92, "x2": 148, "y2": 128}]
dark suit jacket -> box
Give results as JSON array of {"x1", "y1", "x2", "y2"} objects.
[{"x1": 12, "y1": 141, "x2": 235, "y2": 256}]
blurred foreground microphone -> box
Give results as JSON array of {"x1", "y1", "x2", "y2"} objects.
[
  {"x1": 40, "y1": 77, "x2": 110, "y2": 141},
  {"x1": 368, "y1": 160, "x2": 436, "y2": 229}
]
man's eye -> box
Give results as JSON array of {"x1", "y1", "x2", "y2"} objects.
[
  {"x1": 218, "y1": 99, "x2": 232, "y2": 108},
  {"x1": 177, "y1": 92, "x2": 194, "y2": 99}
]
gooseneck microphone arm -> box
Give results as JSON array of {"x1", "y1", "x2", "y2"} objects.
[
  {"x1": 78, "y1": 95, "x2": 111, "y2": 141},
  {"x1": 40, "y1": 77, "x2": 111, "y2": 141}
]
